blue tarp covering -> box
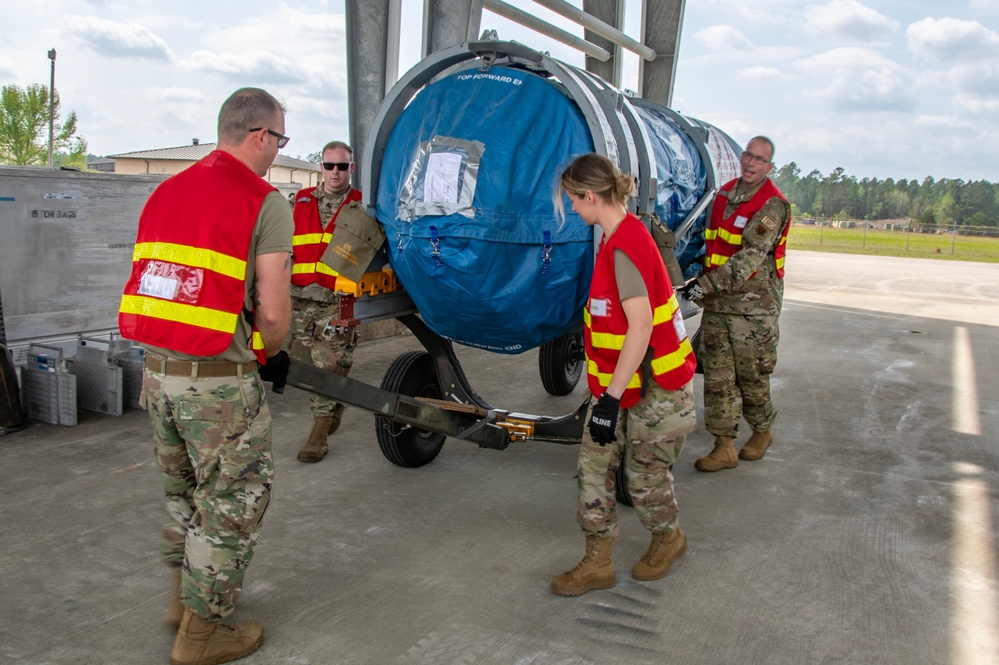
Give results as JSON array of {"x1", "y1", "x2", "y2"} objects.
[
  {"x1": 377, "y1": 67, "x2": 595, "y2": 353},
  {"x1": 633, "y1": 103, "x2": 707, "y2": 279},
  {"x1": 376, "y1": 65, "x2": 736, "y2": 353}
]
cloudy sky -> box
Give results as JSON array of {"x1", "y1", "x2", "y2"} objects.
[{"x1": 1, "y1": 0, "x2": 997, "y2": 182}]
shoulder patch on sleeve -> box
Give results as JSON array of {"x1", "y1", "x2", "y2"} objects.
[{"x1": 758, "y1": 215, "x2": 778, "y2": 232}]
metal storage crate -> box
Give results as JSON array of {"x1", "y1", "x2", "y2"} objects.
[
  {"x1": 113, "y1": 343, "x2": 145, "y2": 410},
  {"x1": 67, "y1": 336, "x2": 125, "y2": 417},
  {"x1": 22, "y1": 344, "x2": 78, "y2": 426}
]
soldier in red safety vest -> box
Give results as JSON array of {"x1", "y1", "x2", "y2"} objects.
[
  {"x1": 678, "y1": 135, "x2": 791, "y2": 471},
  {"x1": 119, "y1": 87, "x2": 293, "y2": 664},
  {"x1": 550, "y1": 154, "x2": 698, "y2": 597},
  {"x1": 285, "y1": 141, "x2": 363, "y2": 463}
]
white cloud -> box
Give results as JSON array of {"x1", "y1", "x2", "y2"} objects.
[
  {"x1": 950, "y1": 61, "x2": 999, "y2": 96},
  {"x1": 694, "y1": 25, "x2": 754, "y2": 52},
  {"x1": 805, "y1": 0, "x2": 900, "y2": 43},
  {"x1": 204, "y1": 4, "x2": 346, "y2": 56},
  {"x1": 185, "y1": 50, "x2": 308, "y2": 84},
  {"x1": 59, "y1": 15, "x2": 175, "y2": 62},
  {"x1": 797, "y1": 47, "x2": 915, "y2": 112},
  {"x1": 147, "y1": 87, "x2": 208, "y2": 103},
  {"x1": 0, "y1": 55, "x2": 16, "y2": 79},
  {"x1": 739, "y1": 66, "x2": 790, "y2": 81},
  {"x1": 907, "y1": 17, "x2": 999, "y2": 62}
]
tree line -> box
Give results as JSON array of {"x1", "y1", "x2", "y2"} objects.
[
  {"x1": 771, "y1": 163, "x2": 999, "y2": 229},
  {"x1": 0, "y1": 83, "x2": 87, "y2": 168}
]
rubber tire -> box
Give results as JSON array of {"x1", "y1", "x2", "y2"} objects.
[
  {"x1": 615, "y1": 456, "x2": 674, "y2": 507},
  {"x1": 615, "y1": 461, "x2": 634, "y2": 507},
  {"x1": 539, "y1": 330, "x2": 584, "y2": 396},
  {"x1": 691, "y1": 327, "x2": 704, "y2": 375},
  {"x1": 375, "y1": 351, "x2": 446, "y2": 468}
]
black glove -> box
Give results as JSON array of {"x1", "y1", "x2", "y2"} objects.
[
  {"x1": 588, "y1": 392, "x2": 620, "y2": 445},
  {"x1": 258, "y1": 351, "x2": 291, "y2": 394},
  {"x1": 678, "y1": 278, "x2": 705, "y2": 303}
]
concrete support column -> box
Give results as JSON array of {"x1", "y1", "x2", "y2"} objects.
[
  {"x1": 423, "y1": 0, "x2": 485, "y2": 57},
  {"x1": 345, "y1": 0, "x2": 400, "y2": 189},
  {"x1": 639, "y1": 0, "x2": 685, "y2": 106},
  {"x1": 582, "y1": 0, "x2": 624, "y2": 88}
]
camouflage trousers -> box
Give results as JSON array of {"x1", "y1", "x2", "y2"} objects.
[
  {"x1": 285, "y1": 295, "x2": 359, "y2": 417},
  {"x1": 141, "y1": 368, "x2": 273, "y2": 622},
  {"x1": 577, "y1": 380, "x2": 697, "y2": 539},
  {"x1": 700, "y1": 310, "x2": 779, "y2": 438}
]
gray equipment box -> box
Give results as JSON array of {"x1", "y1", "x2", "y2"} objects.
[
  {"x1": 67, "y1": 336, "x2": 126, "y2": 417},
  {"x1": 22, "y1": 343, "x2": 77, "y2": 426},
  {"x1": 113, "y1": 342, "x2": 145, "y2": 410}
]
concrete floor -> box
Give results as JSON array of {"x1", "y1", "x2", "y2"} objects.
[{"x1": 2, "y1": 250, "x2": 998, "y2": 665}]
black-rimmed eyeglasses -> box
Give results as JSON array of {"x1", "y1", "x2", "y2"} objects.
[
  {"x1": 322, "y1": 162, "x2": 352, "y2": 171},
  {"x1": 249, "y1": 127, "x2": 290, "y2": 148},
  {"x1": 741, "y1": 150, "x2": 771, "y2": 166}
]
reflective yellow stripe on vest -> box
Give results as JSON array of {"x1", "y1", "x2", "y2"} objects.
[
  {"x1": 316, "y1": 262, "x2": 340, "y2": 278},
  {"x1": 586, "y1": 359, "x2": 643, "y2": 390},
  {"x1": 651, "y1": 338, "x2": 695, "y2": 374},
  {"x1": 132, "y1": 242, "x2": 246, "y2": 280},
  {"x1": 652, "y1": 297, "x2": 679, "y2": 326},
  {"x1": 251, "y1": 331, "x2": 265, "y2": 351},
  {"x1": 292, "y1": 233, "x2": 323, "y2": 246},
  {"x1": 120, "y1": 294, "x2": 236, "y2": 333},
  {"x1": 292, "y1": 262, "x2": 316, "y2": 275}
]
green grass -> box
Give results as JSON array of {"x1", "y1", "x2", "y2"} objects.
[{"x1": 788, "y1": 226, "x2": 999, "y2": 263}]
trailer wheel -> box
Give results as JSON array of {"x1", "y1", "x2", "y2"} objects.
[
  {"x1": 615, "y1": 462, "x2": 634, "y2": 507},
  {"x1": 375, "y1": 351, "x2": 446, "y2": 468},
  {"x1": 539, "y1": 330, "x2": 584, "y2": 396},
  {"x1": 691, "y1": 327, "x2": 703, "y2": 375}
]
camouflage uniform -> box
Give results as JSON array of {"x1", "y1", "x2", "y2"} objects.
[
  {"x1": 286, "y1": 185, "x2": 358, "y2": 418},
  {"x1": 577, "y1": 380, "x2": 697, "y2": 538},
  {"x1": 142, "y1": 370, "x2": 273, "y2": 621},
  {"x1": 696, "y1": 178, "x2": 790, "y2": 438},
  {"x1": 136, "y1": 191, "x2": 292, "y2": 621}
]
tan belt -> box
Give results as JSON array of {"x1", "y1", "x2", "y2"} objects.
[{"x1": 144, "y1": 354, "x2": 258, "y2": 378}]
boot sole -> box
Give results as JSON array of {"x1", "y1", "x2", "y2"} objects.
[
  {"x1": 739, "y1": 447, "x2": 771, "y2": 461},
  {"x1": 551, "y1": 576, "x2": 616, "y2": 597},
  {"x1": 632, "y1": 539, "x2": 688, "y2": 582},
  {"x1": 169, "y1": 633, "x2": 264, "y2": 665},
  {"x1": 694, "y1": 460, "x2": 737, "y2": 472}
]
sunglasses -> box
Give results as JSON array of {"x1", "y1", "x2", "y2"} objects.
[
  {"x1": 248, "y1": 127, "x2": 289, "y2": 148},
  {"x1": 322, "y1": 162, "x2": 352, "y2": 171}
]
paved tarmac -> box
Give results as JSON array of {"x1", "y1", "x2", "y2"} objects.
[{"x1": 2, "y1": 250, "x2": 998, "y2": 665}]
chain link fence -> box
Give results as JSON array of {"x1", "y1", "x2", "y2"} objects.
[{"x1": 789, "y1": 218, "x2": 999, "y2": 262}]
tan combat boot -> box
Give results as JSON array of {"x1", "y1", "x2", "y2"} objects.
[
  {"x1": 326, "y1": 403, "x2": 345, "y2": 435},
  {"x1": 170, "y1": 608, "x2": 263, "y2": 665},
  {"x1": 297, "y1": 415, "x2": 335, "y2": 463},
  {"x1": 694, "y1": 436, "x2": 738, "y2": 472},
  {"x1": 551, "y1": 536, "x2": 616, "y2": 596},
  {"x1": 165, "y1": 567, "x2": 184, "y2": 629},
  {"x1": 632, "y1": 528, "x2": 687, "y2": 581},
  {"x1": 739, "y1": 429, "x2": 774, "y2": 461}
]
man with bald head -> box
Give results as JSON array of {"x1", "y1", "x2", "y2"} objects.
[
  {"x1": 679, "y1": 136, "x2": 791, "y2": 472},
  {"x1": 120, "y1": 87, "x2": 293, "y2": 664}
]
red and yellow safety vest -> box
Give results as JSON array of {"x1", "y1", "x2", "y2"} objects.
[
  {"x1": 584, "y1": 214, "x2": 697, "y2": 409},
  {"x1": 704, "y1": 178, "x2": 790, "y2": 277},
  {"x1": 291, "y1": 187, "x2": 363, "y2": 289},
  {"x1": 118, "y1": 150, "x2": 273, "y2": 363}
]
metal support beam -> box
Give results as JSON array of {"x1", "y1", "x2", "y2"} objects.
[
  {"x1": 582, "y1": 0, "x2": 624, "y2": 88},
  {"x1": 423, "y1": 0, "x2": 485, "y2": 57},
  {"x1": 483, "y1": 0, "x2": 609, "y2": 61},
  {"x1": 638, "y1": 0, "x2": 685, "y2": 107},
  {"x1": 534, "y1": 0, "x2": 655, "y2": 60},
  {"x1": 345, "y1": 0, "x2": 400, "y2": 190}
]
